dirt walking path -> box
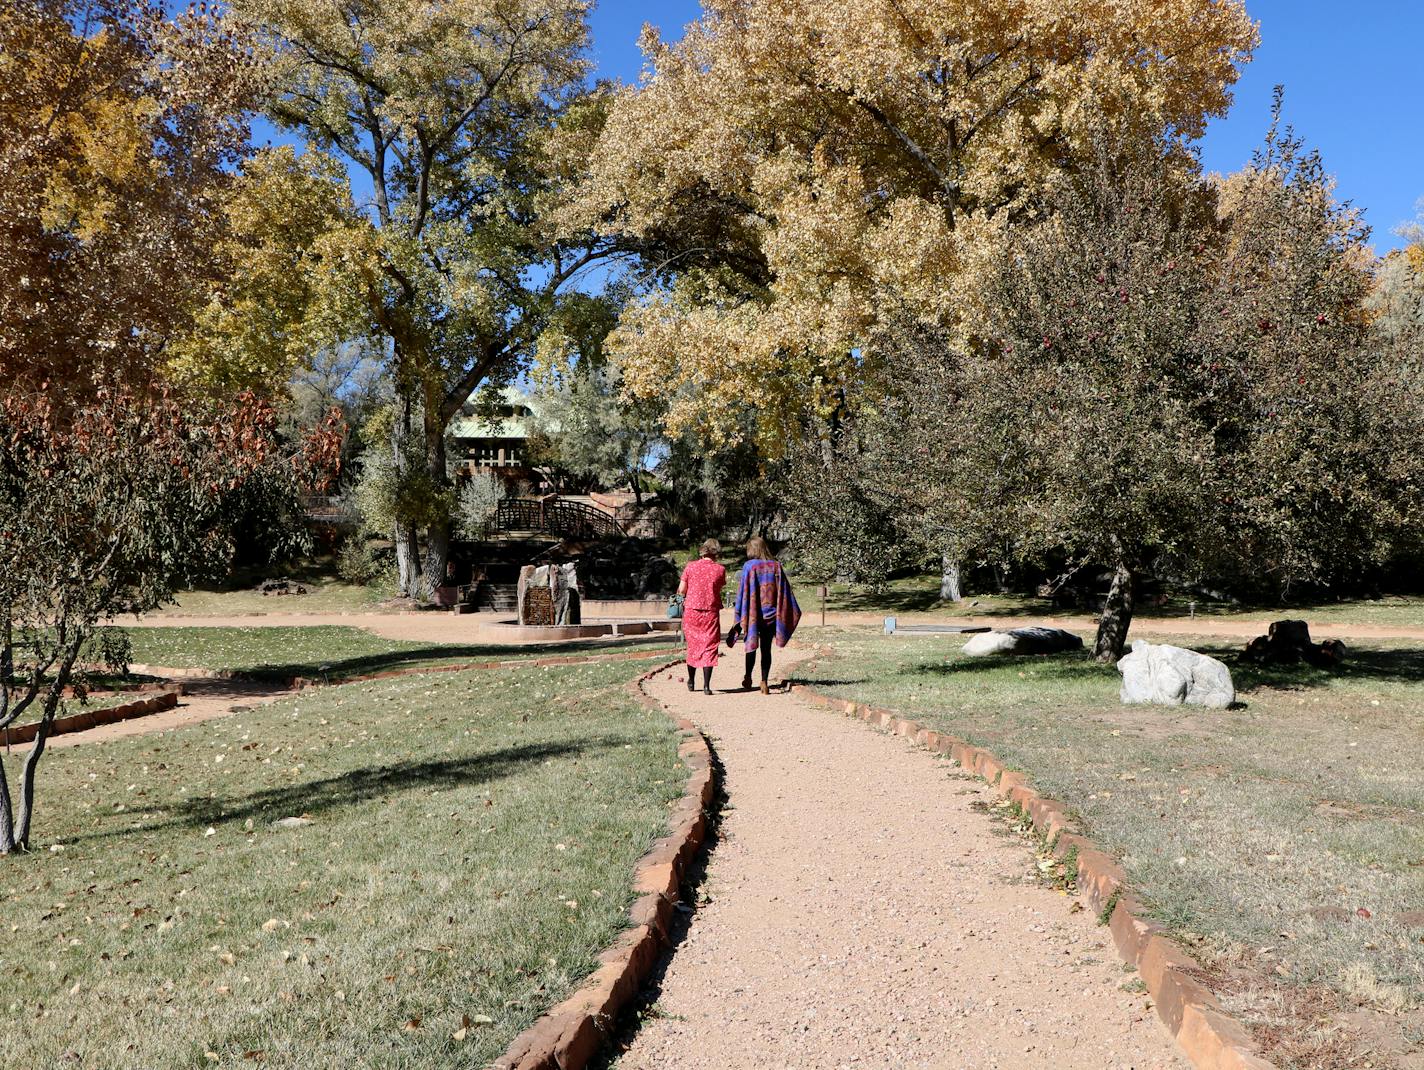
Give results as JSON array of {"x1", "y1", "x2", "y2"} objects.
[
  {"x1": 32, "y1": 679, "x2": 287, "y2": 751},
  {"x1": 113, "y1": 609, "x2": 1424, "y2": 644},
  {"x1": 612, "y1": 654, "x2": 1186, "y2": 1070}
]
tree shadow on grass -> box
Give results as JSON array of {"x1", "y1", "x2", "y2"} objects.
[
  {"x1": 793, "y1": 650, "x2": 1108, "y2": 689},
  {"x1": 828, "y1": 587, "x2": 949, "y2": 614},
  {"x1": 897, "y1": 644, "x2": 1424, "y2": 693},
  {"x1": 202, "y1": 639, "x2": 676, "y2": 683},
  {"x1": 74, "y1": 735, "x2": 629, "y2": 844},
  {"x1": 903, "y1": 653, "x2": 1109, "y2": 685},
  {"x1": 1194, "y1": 644, "x2": 1424, "y2": 693}
]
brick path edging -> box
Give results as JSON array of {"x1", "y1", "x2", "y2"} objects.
[
  {"x1": 493, "y1": 660, "x2": 715, "y2": 1070},
  {"x1": 790, "y1": 682, "x2": 1278, "y2": 1070},
  {"x1": 3, "y1": 690, "x2": 180, "y2": 747}
]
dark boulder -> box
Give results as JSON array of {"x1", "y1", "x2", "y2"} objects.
[{"x1": 1243, "y1": 619, "x2": 1346, "y2": 667}]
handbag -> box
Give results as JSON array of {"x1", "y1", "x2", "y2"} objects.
[
  {"x1": 724, "y1": 622, "x2": 742, "y2": 648},
  {"x1": 667, "y1": 594, "x2": 685, "y2": 620}
]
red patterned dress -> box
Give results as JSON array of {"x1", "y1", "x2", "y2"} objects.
[{"x1": 680, "y1": 557, "x2": 727, "y2": 668}]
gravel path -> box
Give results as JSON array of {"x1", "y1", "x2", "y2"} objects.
[
  {"x1": 613, "y1": 654, "x2": 1188, "y2": 1070},
  {"x1": 32, "y1": 679, "x2": 286, "y2": 751}
]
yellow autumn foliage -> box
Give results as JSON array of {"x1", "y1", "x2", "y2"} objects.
[
  {"x1": 1, "y1": 0, "x2": 255, "y2": 392},
  {"x1": 578, "y1": 0, "x2": 1259, "y2": 449},
  {"x1": 168, "y1": 147, "x2": 381, "y2": 396}
]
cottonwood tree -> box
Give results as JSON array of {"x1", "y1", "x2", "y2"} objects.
[
  {"x1": 0, "y1": 0, "x2": 253, "y2": 393},
  {"x1": 0, "y1": 389, "x2": 337, "y2": 854},
  {"x1": 227, "y1": 0, "x2": 627, "y2": 598},
  {"x1": 577, "y1": 0, "x2": 1258, "y2": 451},
  {"x1": 524, "y1": 293, "x2": 664, "y2": 501},
  {"x1": 169, "y1": 146, "x2": 379, "y2": 398}
]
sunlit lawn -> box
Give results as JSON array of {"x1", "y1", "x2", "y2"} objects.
[
  {"x1": 121, "y1": 625, "x2": 677, "y2": 680},
  {"x1": 0, "y1": 659, "x2": 684, "y2": 1068}
]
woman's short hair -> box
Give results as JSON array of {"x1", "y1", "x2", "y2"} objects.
[
  {"x1": 745, "y1": 536, "x2": 773, "y2": 561},
  {"x1": 699, "y1": 538, "x2": 721, "y2": 559}
]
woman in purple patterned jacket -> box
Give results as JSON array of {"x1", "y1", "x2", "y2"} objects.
[{"x1": 732, "y1": 536, "x2": 801, "y2": 694}]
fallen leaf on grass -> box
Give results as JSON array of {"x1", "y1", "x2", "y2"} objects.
[{"x1": 403, "y1": 1017, "x2": 422, "y2": 1032}]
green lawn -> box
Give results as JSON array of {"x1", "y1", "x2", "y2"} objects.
[
  {"x1": 795, "y1": 568, "x2": 1424, "y2": 630},
  {"x1": 0, "y1": 659, "x2": 684, "y2": 1068},
  {"x1": 797, "y1": 630, "x2": 1424, "y2": 1065},
  {"x1": 150, "y1": 577, "x2": 391, "y2": 617},
  {"x1": 122, "y1": 625, "x2": 678, "y2": 679}
]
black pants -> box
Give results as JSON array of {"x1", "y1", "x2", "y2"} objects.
[{"x1": 745, "y1": 625, "x2": 774, "y2": 683}]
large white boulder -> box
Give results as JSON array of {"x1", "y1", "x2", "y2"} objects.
[
  {"x1": 1117, "y1": 640, "x2": 1234, "y2": 709},
  {"x1": 963, "y1": 627, "x2": 1085, "y2": 657}
]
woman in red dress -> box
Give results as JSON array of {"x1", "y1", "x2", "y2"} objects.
[{"x1": 677, "y1": 539, "x2": 726, "y2": 694}]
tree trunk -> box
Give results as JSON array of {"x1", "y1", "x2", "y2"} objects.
[
  {"x1": 1, "y1": 616, "x2": 21, "y2": 852},
  {"x1": 939, "y1": 552, "x2": 963, "y2": 603},
  {"x1": 395, "y1": 524, "x2": 421, "y2": 596},
  {"x1": 9, "y1": 646, "x2": 80, "y2": 852},
  {"x1": 1092, "y1": 563, "x2": 1135, "y2": 663},
  {"x1": 418, "y1": 399, "x2": 451, "y2": 601},
  {"x1": 0, "y1": 745, "x2": 15, "y2": 853},
  {"x1": 421, "y1": 525, "x2": 449, "y2": 600},
  {"x1": 390, "y1": 397, "x2": 421, "y2": 597},
  {"x1": 14, "y1": 713, "x2": 50, "y2": 850}
]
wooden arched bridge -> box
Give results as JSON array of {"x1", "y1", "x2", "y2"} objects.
[{"x1": 490, "y1": 498, "x2": 624, "y2": 540}]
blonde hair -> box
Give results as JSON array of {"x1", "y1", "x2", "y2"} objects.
[
  {"x1": 745, "y1": 536, "x2": 773, "y2": 560},
  {"x1": 698, "y1": 538, "x2": 721, "y2": 560}
]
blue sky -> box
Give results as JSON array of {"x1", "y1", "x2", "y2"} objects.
[
  {"x1": 255, "y1": 1, "x2": 1422, "y2": 252},
  {"x1": 588, "y1": 0, "x2": 1423, "y2": 252}
]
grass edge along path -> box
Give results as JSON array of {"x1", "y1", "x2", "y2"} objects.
[
  {"x1": 0, "y1": 656, "x2": 688, "y2": 1069},
  {"x1": 493, "y1": 664, "x2": 714, "y2": 1070},
  {"x1": 118, "y1": 624, "x2": 679, "y2": 683},
  {"x1": 794, "y1": 635, "x2": 1424, "y2": 1070},
  {"x1": 788, "y1": 678, "x2": 1277, "y2": 1070}
]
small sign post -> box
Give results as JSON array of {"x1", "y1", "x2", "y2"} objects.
[{"x1": 818, "y1": 584, "x2": 828, "y2": 627}]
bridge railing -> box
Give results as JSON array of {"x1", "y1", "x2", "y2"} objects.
[{"x1": 491, "y1": 498, "x2": 624, "y2": 539}]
